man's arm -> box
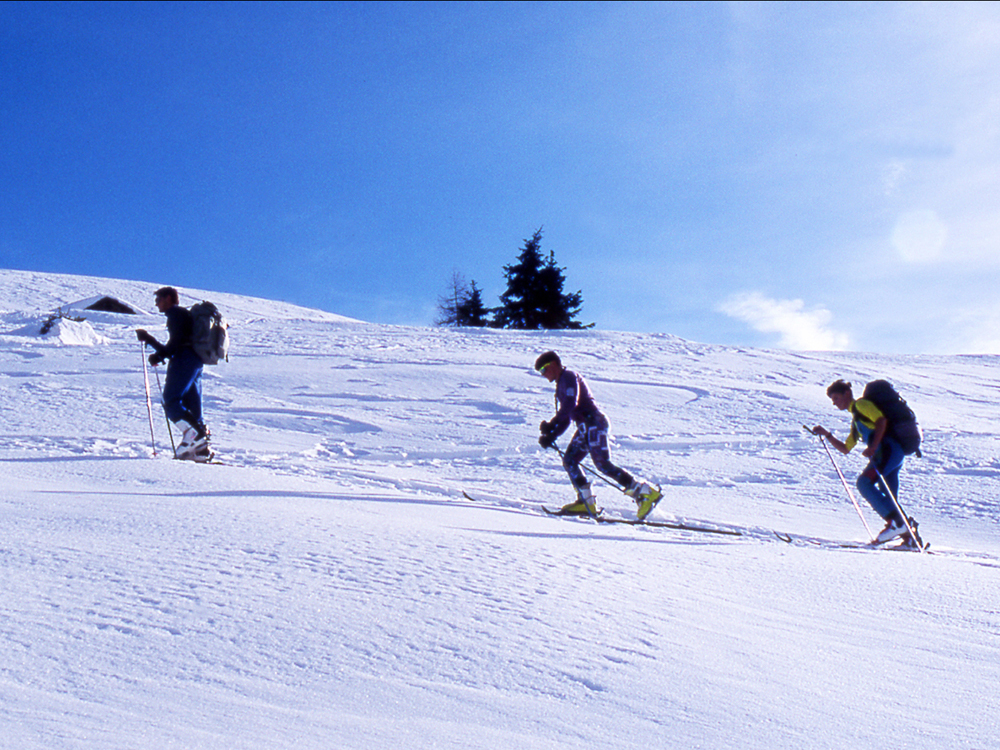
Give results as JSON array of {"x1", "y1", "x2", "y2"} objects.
[
  {"x1": 136, "y1": 329, "x2": 166, "y2": 356},
  {"x1": 811, "y1": 425, "x2": 851, "y2": 455}
]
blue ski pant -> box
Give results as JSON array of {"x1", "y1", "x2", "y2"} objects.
[
  {"x1": 856, "y1": 438, "x2": 905, "y2": 520},
  {"x1": 562, "y1": 415, "x2": 633, "y2": 491},
  {"x1": 162, "y1": 349, "x2": 204, "y2": 428}
]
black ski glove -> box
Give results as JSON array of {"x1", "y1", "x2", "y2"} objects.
[{"x1": 538, "y1": 420, "x2": 555, "y2": 449}]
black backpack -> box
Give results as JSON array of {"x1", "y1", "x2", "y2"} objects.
[
  {"x1": 189, "y1": 301, "x2": 230, "y2": 365},
  {"x1": 855, "y1": 379, "x2": 922, "y2": 457}
]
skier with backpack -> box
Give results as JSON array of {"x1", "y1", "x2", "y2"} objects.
[
  {"x1": 535, "y1": 351, "x2": 662, "y2": 518},
  {"x1": 811, "y1": 379, "x2": 922, "y2": 545},
  {"x1": 136, "y1": 287, "x2": 224, "y2": 462}
]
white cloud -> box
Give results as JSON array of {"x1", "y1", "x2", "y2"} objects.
[{"x1": 718, "y1": 292, "x2": 850, "y2": 351}]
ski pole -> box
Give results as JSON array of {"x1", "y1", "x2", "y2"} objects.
[
  {"x1": 804, "y1": 425, "x2": 875, "y2": 541},
  {"x1": 549, "y1": 444, "x2": 630, "y2": 495},
  {"x1": 875, "y1": 468, "x2": 926, "y2": 553},
  {"x1": 141, "y1": 342, "x2": 158, "y2": 456},
  {"x1": 153, "y1": 365, "x2": 177, "y2": 457}
]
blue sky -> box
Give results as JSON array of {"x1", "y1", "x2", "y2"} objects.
[{"x1": 3, "y1": 1, "x2": 1000, "y2": 354}]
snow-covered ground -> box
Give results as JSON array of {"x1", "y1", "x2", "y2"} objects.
[{"x1": 1, "y1": 268, "x2": 998, "y2": 750}]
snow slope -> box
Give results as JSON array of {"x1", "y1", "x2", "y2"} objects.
[{"x1": 1, "y1": 269, "x2": 998, "y2": 749}]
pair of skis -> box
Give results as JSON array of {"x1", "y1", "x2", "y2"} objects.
[
  {"x1": 461, "y1": 490, "x2": 741, "y2": 537},
  {"x1": 540, "y1": 504, "x2": 742, "y2": 536},
  {"x1": 772, "y1": 529, "x2": 927, "y2": 553}
]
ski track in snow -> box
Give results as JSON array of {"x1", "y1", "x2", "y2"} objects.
[{"x1": 1, "y1": 269, "x2": 999, "y2": 750}]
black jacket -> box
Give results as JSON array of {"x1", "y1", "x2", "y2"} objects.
[{"x1": 148, "y1": 306, "x2": 194, "y2": 359}]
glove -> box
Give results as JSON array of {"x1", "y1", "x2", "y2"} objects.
[
  {"x1": 148, "y1": 352, "x2": 165, "y2": 366},
  {"x1": 136, "y1": 329, "x2": 153, "y2": 345},
  {"x1": 538, "y1": 420, "x2": 555, "y2": 449}
]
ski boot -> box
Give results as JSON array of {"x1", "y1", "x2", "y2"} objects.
[
  {"x1": 557, "y1": 486, "x2": 598, "y2": 517},
  {"x1": 898, "y1": 518, "x2": 924, "y2": 550},
  {"x1": 626, "y1": 479, "x2": 662, "y2": 520},
  {"x1": 177, "y1": 422, "x2": 212, "y2": 462},
  {"x1": 874, "y1": 514, "x2": 908, "y2": 544}
]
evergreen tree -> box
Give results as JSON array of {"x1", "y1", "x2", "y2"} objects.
[
  {"x1": 455, "y1": 280, "x2": 490, "y2": 327},
  {"x1": 494, "y1": 228, "x2": 591, "y2": 330},
  {"x1": 536, "y1": 251, "x2": 587, "y2": 329},
  {"x1": 493, "y1": 230, "x2": 545, "y2": 329},
  {"x1": 435, "y1": 271, "x2": 469, "y2": 327},
  {"x1": 436, "y1": 272, "x2": 491, "y2": 327}
]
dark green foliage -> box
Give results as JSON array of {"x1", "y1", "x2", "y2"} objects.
[
  {"x1": 437, "y1": 228, "x2": 591, "y2": 330},
  {"x1": 456, "y1": 280, "x2": 490, "y2": 327},
  {"x1": 493, "y1": 229, "x2": 590, "y2": 330},
  {"x1": 436, "y1": 272, "x2": 490, "y2": 328}
]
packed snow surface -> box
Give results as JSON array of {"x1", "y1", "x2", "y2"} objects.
[{"x1": 1, "y1": 269, "x2": 998, "y2": 749}]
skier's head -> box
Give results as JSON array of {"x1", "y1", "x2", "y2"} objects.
[
  {"x1": 155, "y1": 287, "x2": 179, "y2": 307},
  {"x1": 534, "y1": 351, "x2": 561, "y2": 378},
  {"x1": 826, "y1": 379, "x2": 853, "y2": 410},
  {"x1": 826, "y1": 379, "x2": 852, "y2": 397}
]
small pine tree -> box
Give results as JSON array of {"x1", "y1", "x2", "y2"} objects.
[
  {"x1": 456, "y1": 280, "x2": 490, "y2": 327},
  {"x1": 435, "y1": 271, "x2": 470, "y2": 327},
  {"x1": 436, "y1": 273, "x2": 492, "y2": 327},
  {"x1": 494, "y1": 228, "x2": 591, "y2": 330}
]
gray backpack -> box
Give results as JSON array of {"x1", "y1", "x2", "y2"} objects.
[{"x1": 189, "y1": 301, "x2": 230, "y2": 365}]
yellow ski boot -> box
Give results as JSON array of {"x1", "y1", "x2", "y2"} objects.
[
  {"x1": 558, "y1": 486, "x2": 598, "y2": 517},
  {"x1": 627, "y1": 481, "x2": 662, "y2": 520}
]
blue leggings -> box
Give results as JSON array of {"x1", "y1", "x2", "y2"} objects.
[
  {"x1": 562, "y1": 416, "x2": 633, "y2": 490},
  {"x1": 162, "y1": 349, "x2": 204, "y2": 427},
  {"x1": 856, "y1": 439, "x2": 905, "y2": 520}
]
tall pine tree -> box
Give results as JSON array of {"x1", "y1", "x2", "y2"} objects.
[{"x1": 493, "y1": 228, "x2": 590, "y2": 330}]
